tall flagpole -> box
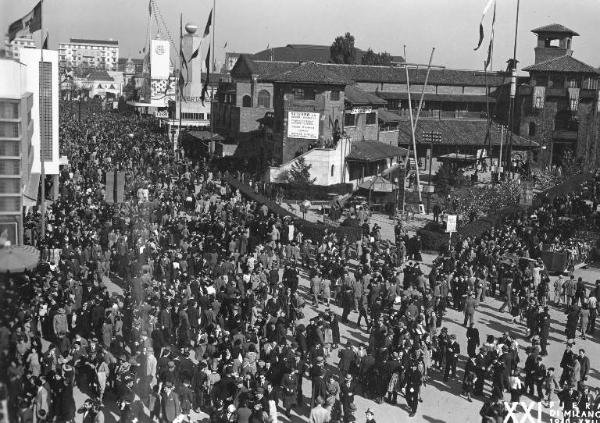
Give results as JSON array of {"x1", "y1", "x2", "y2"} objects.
[
  {"x1": 209, "y1": 0, "x2": 216, "y2": 156},
  {"x1": 177, "y1": 13, "x2": 183, "y2": 159},
  {"x1": 506, "y1": 0, "x2": 520, "y2": 174},
  {"x1": 39, "y1": 0, "x2": 46, "y2": 242},
  {"x1": 404, "y1": 46, "x2": 423, "y2": 211}
]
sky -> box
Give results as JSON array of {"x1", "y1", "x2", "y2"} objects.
[{"x1": 3, "y1": 0, "x2": 599, "y2": 73}]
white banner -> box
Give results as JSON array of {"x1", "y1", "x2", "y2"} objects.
[
  {"x1": 151, "y1": 39, "x2": 170, "y2": 79},
  {"x1": 287, "y1": 111, "x2": 320, "y2": 140},
  {"x1": 446, "y1": 214, "x2": 457, "y2": 233}
]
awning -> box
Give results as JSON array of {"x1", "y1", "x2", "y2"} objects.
[
  {"x1": 378, "y1": 109, "x2": 402, "y2": 123},
  {"x1": 0, "y1": 245, "x2": 40, "y2": 273},
  {"x1": 358, "y1": 176, "x2": 397, "y2": 192},
  {"x1": 346, "y1": 141, "x2": 408, "y2": 162}
]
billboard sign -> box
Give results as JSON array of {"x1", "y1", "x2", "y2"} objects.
[
  {"x1": 150, "y1": 39, "x2": 170, "y2": 80},
  {"x1": 287, "y1": 111, "x2": 320, "y2": 139}
]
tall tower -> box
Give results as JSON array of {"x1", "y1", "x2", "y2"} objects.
[
  {"x1": 532, "y1": 24, "x2": 578, "y2": 64},
  {"x1": 182, "y1": 23, "x2": 203, "y2": 99}
]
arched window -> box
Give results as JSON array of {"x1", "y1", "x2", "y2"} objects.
[
  {"x1": 331, "y1": 164, "x2": 335, "y2": 177},
  {"x1": 529, "y1": 122, "x2": 536, "y2": 136},
  {"x1": 257, "y1": 90, "x2": 271, "y2": 108},
  {"x1": 242, "y1": 95, "x2": 252, "y2": 107}
]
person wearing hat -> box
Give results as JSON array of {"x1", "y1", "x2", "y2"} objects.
[
  {"x1": 310, "y1": 359, "x2": 327, "y2": 409},
  {"x1": 161, "y1": 380, "x2": 181, "y2": 423},
  {"x1": 365, "y1": 408, "x2": 376, "y2": 423},
  {"x1": 281, "y1": 369, "x2": 299, "y2": 418},
  {"x1": 443, "y1": 334, "x2": 460, "y2": 382}
]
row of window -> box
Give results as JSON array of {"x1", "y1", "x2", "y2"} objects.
[
  {"x1": 241, "y1": 90, "x2": 271, "y2": 108},
  {"x1": 0, "y1": 159, "x2": 20, "y2": 176},
  {"x1": 344, "y1": 112, "x2": 376, "y2": 127},
  {"x1": 181, "y1": 113, "x2": 209, "y2": 120},
  {"x1": 0, "y1": 122, "x2": 19, "y2": 138},
  {"x1": 0, "y1": 196, "x2": 21, "y2": 212},
  {"x1": 0, "y1": 103, "x2": 19, "y2": 120}
]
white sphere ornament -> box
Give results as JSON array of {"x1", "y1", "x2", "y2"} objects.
[{"x1": 185, "y1": 23, "x2": 198, "y2": 34}]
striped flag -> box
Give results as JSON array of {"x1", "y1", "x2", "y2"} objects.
[
  {"x1": 474, "y1": 0, "x2": 495, "y2": 51},
  {"x1": 8, "y1": 1, "x2": 42, "y2": 42}
]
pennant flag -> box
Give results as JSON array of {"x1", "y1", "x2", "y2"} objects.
[
  {"x1": 474, "y1": 0, "x2": 495, "y2": 51},
  {"x1": 178, "y1": 72, "x2": 185, "y2": 95},
  {"x1": 203, "y1": 10, "x2": 212, "y2": 38},
  {"x1": 483, "y1": 2, "x2": 496, "y2": 70},
  {"x1": 267, "y1": 43, "x2": 270, "y2": 49},
  {"x1": 180, "y1": 49, "x2": 188, "y2": 72},
  {"x1": 223, "y1": 41, "x2": 228, "y2": 49},
  {"x1": 42, "y1": 32, "x2": 49, "y2": 50},
  {"x1": 200, "y1": 46, "x2": 210, "y2": 105},
  {"x1": 8, "y1": 1, "x2": 42, "y2": 42},
  {"x1": 190, "y1": 45, "x2": 200, "y2": 61},
  {"x1": 148, "y1": 0, "x2": 152, "y2": 16}
]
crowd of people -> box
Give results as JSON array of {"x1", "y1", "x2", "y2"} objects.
[{"x1": 1, "y1": 105, "x2": 599, "y2": 423}]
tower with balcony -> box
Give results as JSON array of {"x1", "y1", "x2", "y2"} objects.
[{"x1": 518, "y1": 24, "x2": 600, "y2": 168}]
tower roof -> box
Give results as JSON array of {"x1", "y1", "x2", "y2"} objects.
[
  {"x1": 523, "y1": 55, "x2": 599, "y2": 74},
  {"x1": 531, "y1": 24, "x2": 579, "y2": 36}
]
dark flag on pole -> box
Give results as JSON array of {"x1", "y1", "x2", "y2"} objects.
[
  {"x1": 483, "y1": 2, "x2": 496, "y2": 70},
  {"x1": 190, "y1": 46, "x2": 200, "y2": 61},
  {"x1": 42, "y1": 32, "x2": 48, "y2": 50},
  {"x1": 178, "y1": 72, "x2": 185, "y2": 96},
  {"x1": 148, "y1": 0, "x2": 152, "y2": 16},
  {"x1": 180, "y1": 49, "x2": 188, "y2": 72},
  {"x1": 200, "y1": 46, "x2": 210, "y2": 105},
  {"x1": 8, "y1": 1, "x2": 42, "y2": 42},
  {"x1": 474, "y1": 0, "x2": 495, "y2": 50},
  {"x1": 203, "y1": 10, "x2": 212, "y2": 38}
]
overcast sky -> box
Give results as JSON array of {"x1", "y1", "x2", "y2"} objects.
[{"x1": 3, "y1": 0, "x2": 599, "y2": 72}]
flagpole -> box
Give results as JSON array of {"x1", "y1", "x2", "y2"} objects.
[
  {"x1": 506, "y1": 0, "x2": 520, "y2": 174},
  {"x1": 39, "y1": 0, "x2": 46, "y2": 243},
  {"x1": 177, "y1": 13, "x2": 183, "y2": 159},
  {"x1": 210, "y1": 0, "x2": 216, "y2": 157}
]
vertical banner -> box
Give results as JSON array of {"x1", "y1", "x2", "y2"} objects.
[
  {"x1": 116, "y1": 171, "x2": 126, "y2": 203},
  {"x1": 105, "y1": 171, "x2": 114, "y2": 203}
]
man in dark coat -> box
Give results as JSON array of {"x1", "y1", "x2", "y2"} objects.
[
  {"x1": 405, "y1": 362, "x2": 422, "y2": 417},
  {"x1": 538, "y1": 306, "x2": 551, "y2": 356},
  {"x1": 466, "y1": 323, "x2": 480, "y2": 358},
  {"x1": 338, "y1": 342, "x2": 356, "y2": 382},
  {"x1": 281, "y1": 370, "x2": 299, "y2": 417}
]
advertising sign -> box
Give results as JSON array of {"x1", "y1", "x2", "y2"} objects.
[
  {"x1": 446, "y1": 214, "x2": 457, "y2": 233},
  {"x1": 150, "y1": 39, "x2": 170, "y2": 80},
  {"x1": 287, "y1": 111, "x2": 320, "y2": 140}
]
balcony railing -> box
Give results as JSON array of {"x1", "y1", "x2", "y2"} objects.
[{"x1": 395, "y1": 109, "x2": 488, "y2": 120}]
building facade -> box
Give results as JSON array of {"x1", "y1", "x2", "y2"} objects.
[
  {"x1": 511, "y1": 24, "x2": 600, "y2": 168},
  {"x1": 6, "y1": 36, "x2": 36, "y2": 60},
  {"x1": 59, "y1": 38, "x2": 119, "y2": 70},
  {"x1": 0, "y1": 58, "x2": 34, "y2": 245}
]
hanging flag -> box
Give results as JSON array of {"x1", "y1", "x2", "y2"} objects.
[
  {"x1": 8, "y1": 1, "x2": 42, "y2": 42},
  {"x1": 148, "y1": 0, "x2": 152, "y2": 16},
  {"x1": 203, "y1": 9, "x2": 212, "y2": 38},
  {"x1": 200, "y1": 46, "x2": 210, "y2": 105},
  {"x1": 180, "y1": 49, "x2": 188, "y2": 72},
  {"x1": 178, "y1": 72, "x2": 185, "y2": 95},
  {"x1": 483, "y1": 2, "x2": 496, "y2": 70},
  {"x1": 42, "y1": 32, "x2": 49, "y2": 50},
  {"x1": 190, "y1": 44, "x2": 201, "y2": 61},
  {"x1": 474, "y1": 0, "x2": 495, "y2": 51},
  {"x1": 266, "y1": 43, "x2": 270, "y2": 49},
  {"x1": 223, "y1": 41, "x2": 228, "y2": 49}
]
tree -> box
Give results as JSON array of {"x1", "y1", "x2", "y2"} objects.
[
  {"x1": 361, "y1": 48, "x2": 393, "y2": 66},
  {"x1": 123, "y1": 76, "x2": 139, "y2": 101},
  {"x1": 286, "y1": 156, "x2": 316, "y2": 186},
  {"x1": 330, "y1": 32, "x2": 356, "y2": 64}
]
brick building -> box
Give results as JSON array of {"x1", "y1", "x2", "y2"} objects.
[{"x1": 507, "y1": 24, "x2": 600, "y2": 168}]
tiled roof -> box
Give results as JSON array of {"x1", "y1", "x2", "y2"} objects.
[
  {"x1": 234, "y1": 56, "x2": 508, "y2": 87},
  {"x1": 522, "y1": 55, "x2": 600, "y2": 74},
  {"x1": 396, "y1": 120, "x2": 539, "y2": 148},
  {"x1": 251, "y1": 44, "x2": 404, "y2": 64},
  {"x1": 87, "y1": 70, "x2": 113, "y2": 81},
  {"x1": 346, "y1": 141, "x2": 408, "y2": 162},
  {"x1": 344, "y1": 85, "x2": 387, "y2": 106},
  {"x1": 70, "y1": 38, "x2": 119, "y2": 46},
  {"x1": 531, "y1": 24, "x2": 579, "y2": 36},
  {"x1": 376, "y1": 92, "x2": 496, "y2": 103},
  {"x1": 270, "y1": 61, "x2": 348, "y2": 85}
]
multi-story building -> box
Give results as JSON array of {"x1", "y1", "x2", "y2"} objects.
[
  {"x1": 507, "y1": 24, "x2": 600, "y2": 168},
  {"x1": 19, "y1": 48, "x2": 61, "y2": 190},
  {"x1": 59, "y1": 38, "x2": 119, "y2": 70},
  {"x1": 6, "y1": 36, "x2": 36, "y2": 60},
  {"x1": 0, "y1": 58, "x2": 34, "y2": 245}
]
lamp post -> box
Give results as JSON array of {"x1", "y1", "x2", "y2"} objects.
[{"x1": 422, "y1": 131, "x2": 442, "y2": 214}]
